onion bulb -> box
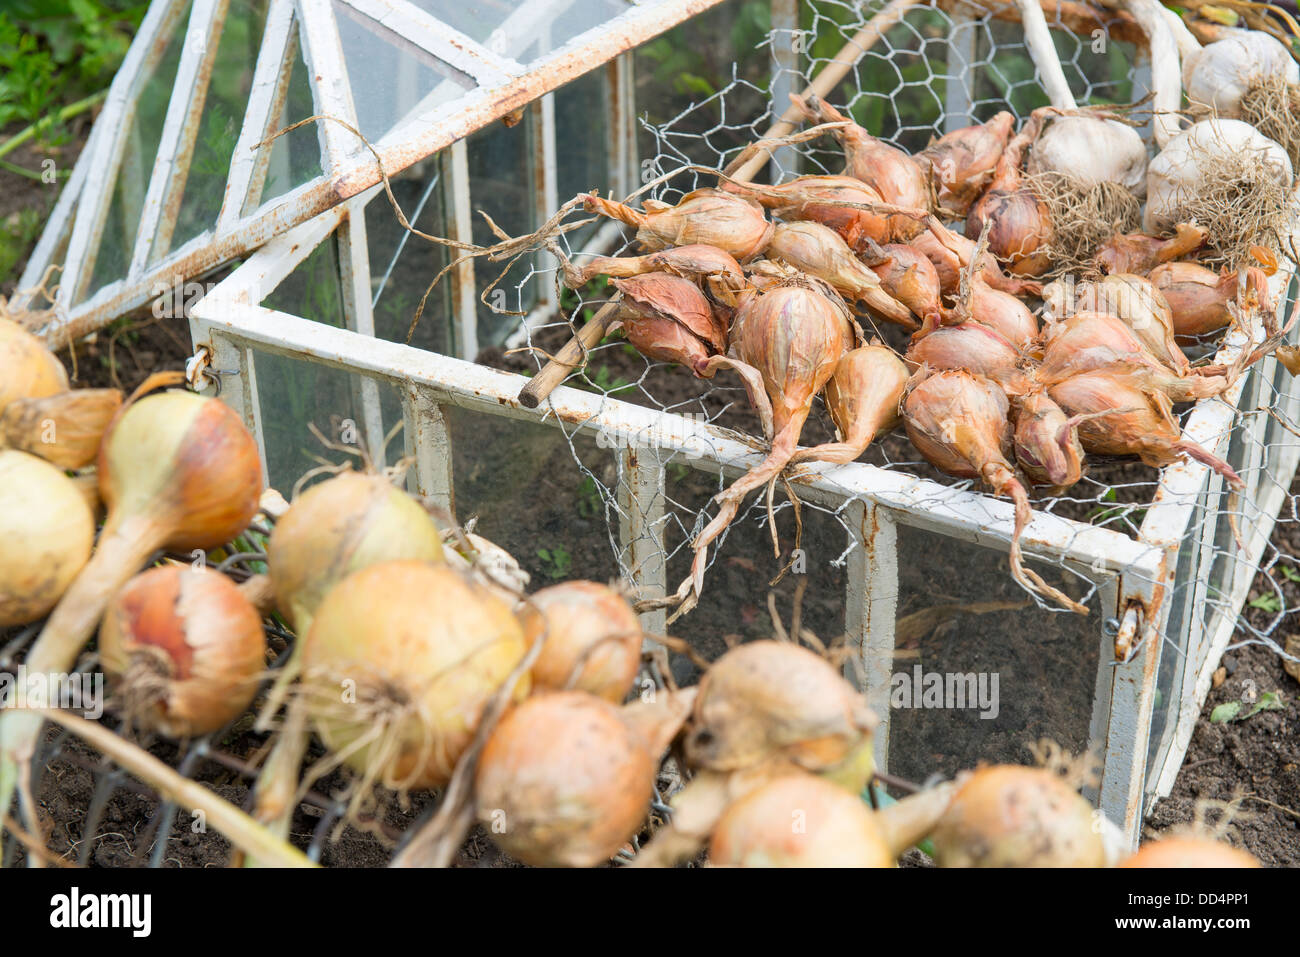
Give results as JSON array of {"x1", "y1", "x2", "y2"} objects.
[
  {"x1": 1119, "y1": 836, "x2": 1260, "y2": 868},
  {"x1": 725, "y1": 175, "x2": 897, "y2": 250},
  {"x1": 917, "y1": 111, "x2": 1016, "y2": 216},
  {"x1": 861, "y1": 242, "x2": 948, "y2": 325},
  {"x1": 474, "y1": 691, "x2": 655, "y2": 867},
  {"x1": 907, "y1": 321, "x2": 1032, "y2": 396},
  {"x1": 517, "y1": 581, "x2": 643, "y2": 703},
  {"x1": 1056, "y1": 273, "x2": 1187, "y2": 373},
  {"x1": 931, "y1": 765, "x2": 1104, "y2": 867},
  {"x1": 0, "y1": 450, "x2": 94, "y2": 627},
  {"x1": 100, "y1": 565, "x2": 266, "y2": 738},
  {"x1": 0, "y1": 388, "x2": 123, "y2": 469},
  {"x1": 0, "y1": 315, "x2": 67, "y2": 411},
  {"x1": 965, "y1": 117, "x2": 1053, "y2": 276},
  {"x1": 581, "y1": 188, "x2": 772, "y2": 262},
  {"x1": 1149, "y1": 261, "x2": 1266, "y2": 343},
  {"x1": 709, "y1": 773, "x2": 892, "y2": 867},
  {"x1": 684, "y1": 639, "x2": 876, "y2": 776},
  {"x1": 1093, "y1": 223, "x2": 1208, "y2": 275},
  {"x1": 1182, "y1": 31, "x2": 1298, "y2": 119},
  {"x1": 267, "y1": 470, "x2": 445, "y2": 635},
  {"x1": 1012, "y1": 391, "x2": 1085, "y2": 489},
  {"x1": 564, "y1": 244, "x2": 746, "y2": 310},
  {"x1": 299, "y1": 560, "x2": 529, "y2": 792},
  {"x1": 790, "y1": 345, "x2": 908, "y2": 465}
]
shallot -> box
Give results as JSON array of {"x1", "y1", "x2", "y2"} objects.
[
  {"x1": 966, "y1": 114, "x2": 1053, "y2": 276},
  {"x1": 1149, "y1": 261, "x2": 1268, "y2": 342},
  {"x1": 917, "y1": 112, "x2": 1016, "y2": 216},
  {"x1": 790, "y1": 345, "x2": 908, "y2": 465},
  {"x1": 581, "y1": 188, "x2": 773, "y2": 261},
  {"x1": 860, "y1": 241, "x2": 948, "y2": 324},
  {"x1": 1093, "y1": 223, "x2": 1207, "y2": 275}
]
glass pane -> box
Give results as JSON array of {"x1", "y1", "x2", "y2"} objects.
[
  {"x1": 248, "y1": 30, "x2": 321, "y2": 214},
  {"x1": 333, "y1": 1, "x2": 472, "y2": 145},
  {"x1": 262, "y1": 228, "x2": 346, "y2": 327},
  {"x1": 161, "y1": 0, "x2": 269, "y2": 259},
  {"x1": 365, "y1": 156, "x2": 452, "y2": 355},
  {"x1": 467, "y1": 118, "x2": 536, "y2": 349},
  {"x1": 414, "y1": 0, "x2": 631, "y2": 58},
  {"x1": 554, "y1": 67, "x2": 610, "y2": 249},
  {"x1": 80, "y1": 0, "x2": 192, "y2": 302}
]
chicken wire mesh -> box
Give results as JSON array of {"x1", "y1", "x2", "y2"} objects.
[{"x1": 6, "y1": 0, "x2": 1300, "y2": 866}]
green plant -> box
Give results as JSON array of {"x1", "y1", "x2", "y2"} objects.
[
  {"x1": 576, "y1": 475, "x2": 602, "y2": 519},
  {"x1": 0, "y1": 207, "x2": 44, "y2": 281},
  {"x1": 582, "y1": 365, "x2": 635, "y2": 396},
  {"x1": 1210, "y1": 691, "x2": 1286, "y2": 724},
  {"x1": 1248, "y1": 591, "x2": 1283, "y2": 613},
  {"x1": 536, "y1": 546, "x2": 573, "y2": 580}
]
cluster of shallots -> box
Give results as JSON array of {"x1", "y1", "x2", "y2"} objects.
[{"x1": 567, "y1": 89, "x2": 1280, "y2": 614}]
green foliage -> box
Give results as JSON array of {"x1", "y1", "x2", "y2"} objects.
[
  {"x1": 0, "y1": 1, "x2": 146, "y2": 141},
  {"x1": 536, "y1": 546, "x2": 573, "y2": 580},
  {"x1": 0, "y1": 207, "x2": 44, "y2": 282},
  {"x1": 577, "y1": 475, "x2": 602, "y2": 519},
  {"x1": 1211, "y1": 691, "x2": 1285, "y2": 724},
  {"x1": 1248, "y1": 591, "x2": 1283, "y2": 613}
]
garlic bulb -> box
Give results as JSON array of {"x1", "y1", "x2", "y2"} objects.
[
  {"x1": 1182, "y1": 31, "x2": 1299, "y2": 118},
  {"x1": 1028, "y1": 115, "x2": 1149, "y2": 197},
  {"x1": 1144, "y1": 118, "x2": 1293, "y2": 233}
]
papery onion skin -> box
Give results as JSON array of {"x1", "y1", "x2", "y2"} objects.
[
  {"x1": 791, "y1": 345, "x2": 908, "y2": 465},
  {"x1": 931, "y1": 765, "x2": 1105, "y2": 867},
  {"x1": 965, "y1": 273, "x2": 1038, "y2": 349},
  {"x1": 582, "y1": 189, "x2": 773, "y2": 262},
  {"x1": 475, "y1": 691, "x2": 655, "y2": 867},
  {"x1": 863, "y1": 242, "x2": 948, "y2": 324},
  {"x1": 301, "y1": 560, "x2": 529, "y2": 790},
  {"x1": 685, "y1": 639, "x2": 876, "y2": 774},
  {"x1": 612, "y1": 272, "x2": 728, "y2": 356},
  {"x1": 910, "y1": 226, "x2": 1042, "y2": 298},
  {"x1": 918, "y1": 112, "x2": 1016, "y2": 216},
  {"x1": 0, "y1": 450, "x2": 94, "y2": 627},
  {"x1": 1013, "y1": 391, "x2": 1084, "y2": 488},
  {"x1": 267, "y1": 471, "x2": 445, "y2": 634},
  {"x1": 966, "y1": 116, "x2": 1053, "y2": 276},
  {"x1": 1093, "y1": 223, "x2": 1207, "y2": 276},
  {"x1": 907, "y1": 322, "x2": 1031, "y2": 396},
  {"x1": 517, "y1": 581, "x2": 643, "y2": 703},
  {"x1": 726, "y1": 175, "x2": 896, "y2": 249},
  {"x1": 709, "y1": 773, "x2": 893, "y2": 867},
  {"x1": 566, "y1": 245, "x2": 746, "y2": 310},
  {"x1": 1148, "y1": 261, "x2": 1262, "y2": 343},
  {"x1": 1119, "y1": 836, "x2": 1260, "y2": 868},
  {"x1": 0, "y1": 388, "x2": 123, "y2": 469},
  {"x1": 1063, "y1": 274, "x2": 1186, "y2": 374},
  {"x1": 100, "y1": 565, "x2": 266, "y2": 738},
  {"x1": 0, "y1": 316, "x2": 68, "y2": 411}
]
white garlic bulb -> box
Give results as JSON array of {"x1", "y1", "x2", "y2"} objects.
[
  {"x1": 1144, "y1": 118, "x2": 1294, "y2": 232},
  {"x1": 1028, "y1": 115, "x2": 1150, "y2": 197},
  {"x1": 1182, "y1": 31, "x2": 1299, "y2": 118}
]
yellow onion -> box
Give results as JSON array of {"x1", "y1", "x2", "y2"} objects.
[
  {"x1": 917, "y1": 111, "x2": 1016, "y2": 216},
  {"x1": 766, "y1": 221, "x2": 915, "y2": 328},
  {"x1": 1119, "y1": 836, "x2": 1260, "y2": 868},
  {"x1": 684, "y1": 639, "x2": 876, "y2": 776},
  {"x1": 1012, "y1": 391, "x2": 1085, "y2": 488},
  {"x1": 681, "y1": 276, "x2": 854, "y2": 599},
  {"x1": 517, "y1": 581, "x2": 643, "y2": 703},
  {"x1": 0, "y1": 450, "x2": 94, "y2": 627},
  {"x1": 582, "y1": 188, "x2": 772, "y2": 261},
  {"x1": 300, "y1": 560, "x2": 529, "y2": 791},
  {"x1": 791, "y1": 94, "x2": 929, "y2": 232},
  {"x1": 906, "y1": 322, "x2": 1032, "y2": 396},
  {"x1": 1, "y1": 388, "x2": 263, "y2": 818},
  {"x1": 0, "y1": 315, "x2": 68, "y2": 411},
  {"x1": 725, "y1": 175, "x2": 898, "y2": 249},
  {"x1": 99, "y1": 565, "x2": 266, "y2": 738},
  {"x1": 904, "y1": 369, "x2": 1085, "y2": 612},
  {"x1": 862, "y1": 242, "x2": 949, "y2": 325},
  {"x1": 931, "y1": 765, "x2": 1105, "y2": 867},
  {"x1": 910, "y1": 225, "x2": 1042, "y2": 298},
  {"x1": 1149, "y1": 261, "x2": 1266, "y2": 343},
  {"x1": 1057, "y1": 273, "x2": 1186, "y2": 373},
  {"x1": 1093, "y1": 223, "x2": 1207, "y2": 275},
  {"x1": 1048, "y1": 372, "x2": 1243, "y2": 487},
  {"x1": 474, "y1": 691, "x2": 655, "y2": 867},
  {"x1": 0, "y1": 388, "x2": 123, "y2": 469},
  {"x1": 709, "y1": 773, "x2": 892, "y2": 868},
  {"x1": 791, "y1": 345, "x2": 907, "y2": 465},
  {"x1": 966, "y1": 117, "x2": 1053, "y2": 276},
  {"x1": 1037, "y1": 312, "x2": 1226, "y2": 403},
  {"x1": 565, "y1": 244, "x2": 747, "y2": 310},
  {"x1": 267, "y1": 470, "x2": 445, "y2": 635}
]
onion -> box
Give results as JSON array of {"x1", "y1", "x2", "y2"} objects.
[
  {"x1": 708, "y1": 773, "x2": 892, "y2": 867},
  {"x1": 726, "y1": 175, "x2": 897, "y2": 249},
  {"x1": 917, "y1": 112, "x2": 1016, "y2": 216},
  {"x1": 1144, "y1": 119, "x2": 1293, "y2": 236},
  {"x1": 963, "y1": 273, "x2": 1038, "y2": 349},
  {"x1": 684, "y1": 639, "x2": 876, "y2": 776},
  {"x1": 1119, "y1": 836, "x2": 1260, "y2": 868},
  {"x1": 966, "y1": 118, "x2": 1054, "y2": 276},
  {"x1": 611, "y1": 272, "x2": 728, "y2": 357},
  {"x1": 931, "y1": 765, "x2": 1105, "y2": 867},
  {"x1": 267, "y1": 471, "x2": 445, "y2": 635},
  {"x1": 0, "y1": 450, "x2": 94, "y2": 627},
  {"x1": 904, "y1": 369, "x2": 1085, "y2": 612},
  {"x1": 1182, "y1": 31, "x2": 1298, "y2": 120},
  {"x1": 790, "y1": 94, "x2": 929, "y2": 226},
  {"x1": 1149, "y1": 261, "x2": 1266, "y2": 343},
  {"x1": 680, "y1": 276, "x2": 854, "y2": 601},
  {"x1": 1037, "y1": 312, "x2": 1226, "y2": 402},
  {"x1": 910, "y1": 225, "x2": 1042, "y2": 298},
  {"x1": 1028, "y1": 113, "x2": 1148, "y2": 197},
  {"x1": 100, "y1": 565, "x2": 266, "y2": 738},
  {"x1": 0, "y1": 388, "x2": 122, "y2": 469},
  {"x1": 474, "y1": 691, "x2": 655, "y2": 867},
  {"x1": 862, "y1": 242, "x2": 948, "y2": 325},
  {"x1": 442, "y1": 530, "x2": 530, "y2": 604},
  {"x1": 1057, "y1": 273, "x2": 1187, "y2": 373},
  {"x1": 299, "y1": 560, "x2": 529, "y2": 792},
  {"x1": 790, "y1": 345, "x2": 908, "y2": 465},
  {"x1": 1048, "y1": 372, "x2": 1243, "y2": 487},
  {"x1": 0, "y1": 315, "x2": 68, "y2": 411},
  {"x1": 1012, "y1": 391, "x2": 1085, "y2": 489},
  {"x1": 766, "y1": 221, "x2": 915, "y2": 327},
  {"x1": 565, "y1": 244, "x2": 746, "y2": 310},
  {"x1": 517, "y1": 581, "x2": 643, "y2": 703},
  {"x1": 907, "y1": 322, "x2": 1032, "y2": 396},
  {"x1": 1093, "y1": 223, "x2": 1207, "y2": 275},
  {"x1": 581, "y1": 188, "x2": 772, "y2": 261}
]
